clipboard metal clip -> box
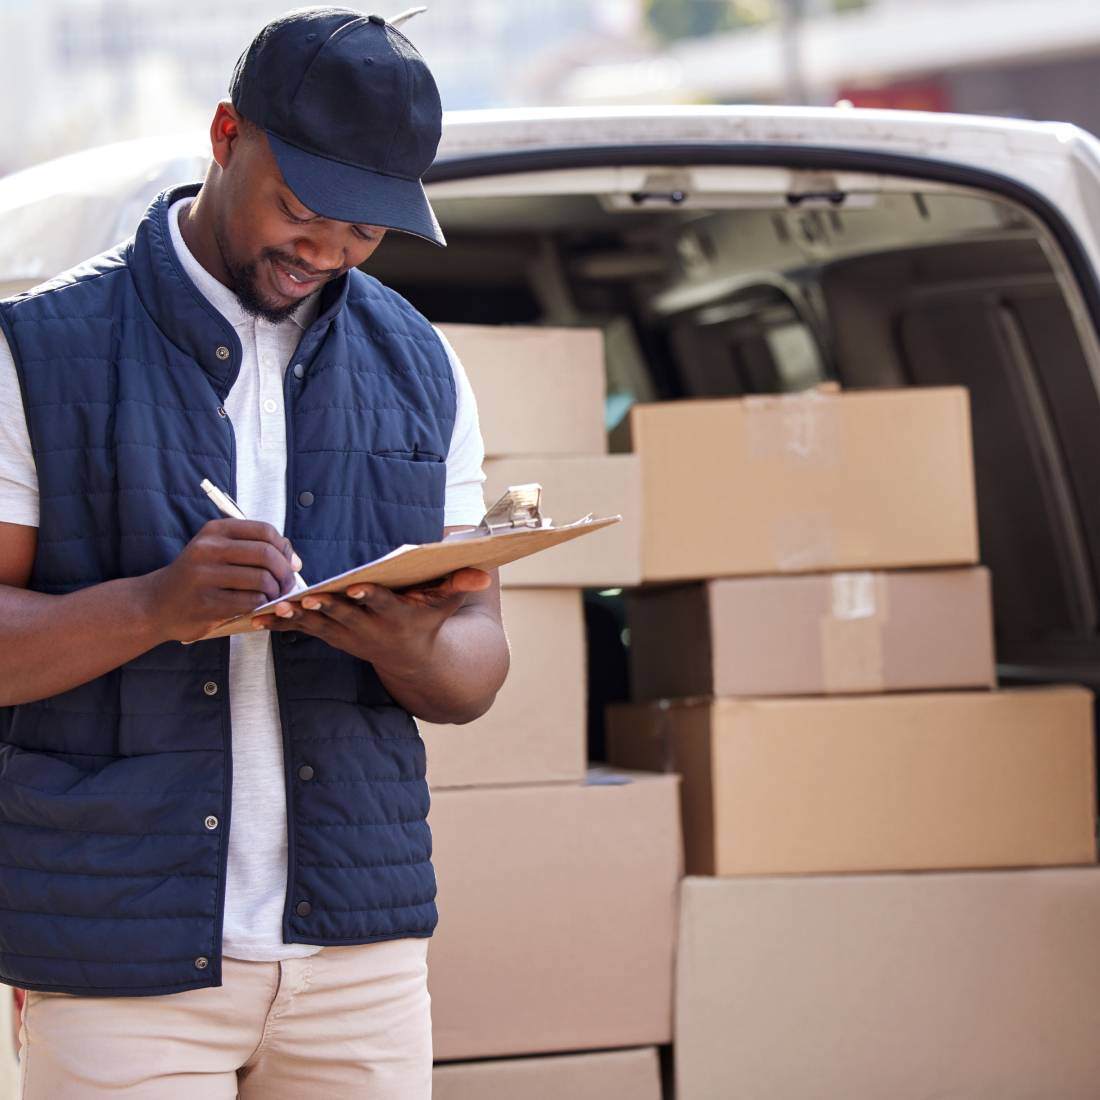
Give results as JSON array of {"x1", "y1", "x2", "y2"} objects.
[{"x1": 477, "y1": 483, "x2": 551, "y2": 535}]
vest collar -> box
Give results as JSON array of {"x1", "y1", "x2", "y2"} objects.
[{"x1": 127, "y1": 183, "x2": 351, "y2": 399}]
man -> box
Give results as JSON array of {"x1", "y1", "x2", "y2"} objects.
[{"x1": 0, "y1": 7, "x2": 509, "y2": 1097}]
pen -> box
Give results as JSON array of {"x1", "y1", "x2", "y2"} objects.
[{"x1": 200, "y1": 478, "x2": 308, "y2": 593}]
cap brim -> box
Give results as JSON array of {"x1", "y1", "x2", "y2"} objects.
[{"x1": 266, "y1": 131, "x2": 446, "y2": 247}]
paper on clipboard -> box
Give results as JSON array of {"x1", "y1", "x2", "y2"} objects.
[{"x1": 196, "y1": 484, "x2": 621, "y2": 641}]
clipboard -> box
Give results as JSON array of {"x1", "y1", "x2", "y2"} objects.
[{"x1": 196, "y1": 484, "x2": 621, "y2": 641}]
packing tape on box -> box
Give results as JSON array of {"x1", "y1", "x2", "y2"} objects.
[
  {"x1": 744, "y1": 389, "x2": 841, "y2": 571},
  {"x1": 819, "y1": 572, "x2": 888, "y2": 693},
  {"x1": 742, "y1": 388, "x2": 841, "y2": 466},
  {"x1": 653, "y1": 699, "x2": 678, "y2": 774}
]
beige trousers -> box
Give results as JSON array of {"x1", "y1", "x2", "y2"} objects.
[{"x1": 17, "y1": 938, "x2": 432, "y2": 1099}]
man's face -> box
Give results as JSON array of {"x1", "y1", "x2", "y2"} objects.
[{"x1": 213, "y1": 117, "x2": 387, "y2": 323}]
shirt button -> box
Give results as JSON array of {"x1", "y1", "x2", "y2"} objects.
[
  {"x1": 215, "y1": 345, "x2": 230, "y2": 361},
  {"x1": 204, "y1": 815, "x2": 219, "y2": 830},
  {"x1": 296, "y1": 901, "x2": 312, "y2": 917},
  {"x1": 203, "y1": 681, "x2": 218, "y2": 697},
  {"x1": 263, "y1": 398, "x2": 278, "y2": 414},
  {"x1": 298, "y1": 765, "x2": 314, "y2": 781},
  {"x1": 298, "y1": 491, "x2": 315, "y2": 507},
  {"x1": 194, "y1": 956, "x2": 209, "y2": 970},
  {"x1": 292, "y1": 363, "x2": 305, "y2": 379}
]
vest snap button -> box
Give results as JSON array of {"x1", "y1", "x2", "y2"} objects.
[
  {"x1": 204, "y1": 815, "x2": 219, "y2": 830},
  {"x1": 217, "y1": 406, "x2": 228, "y2": 418},
  {"x1": 296, "y1": 901, "x2": 312, "y2": 917},
  {"x1": 298, "y1": 491, "x2": 315, "y2": 507},
  {"x1": 292, "y1": 362, "x2": 305, "y2": 379},
  {"x1": 194, "y1": 956, "x2": 209, "y2": 970},
  {"x1": 215, "y1": 345, "x2": 230, "y2": 361},
  {"x1": 203, "y1": 681, "x2": 218, "y2": 697},
  {"x1": 298, "y1": 765, "x2": 314, "y2": 781}
]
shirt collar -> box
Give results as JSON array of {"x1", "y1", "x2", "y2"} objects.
[{"x1": 167, "y1": 197, "x2": 320, "y2": 333}]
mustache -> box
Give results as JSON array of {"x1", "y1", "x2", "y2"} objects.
[{"x1": 265, "y1": 251, "x2": 343, "y2": 280}]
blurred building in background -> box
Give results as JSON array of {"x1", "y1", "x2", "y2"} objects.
[
  {"x1": 0, "y1": 0, "x2": 640, "y2": 176},
  {"x1": 555, "y1": 0, "x2": 1100, "y2": 135},
  {"x1": 2, "y1": 0, "x2": 1100, "y2": 177}
]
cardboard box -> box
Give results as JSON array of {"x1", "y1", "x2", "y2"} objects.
[
  {"x1": 677, "y1": 869, "x2": 1100, "y2": 1100},
  {"x1": 427, "y1": 771, "x2": 682, "y2": 1060},
  {"x1": 484, "y1": 456, "x2": 642, "y2": 587},
  {"x1": 422, "y1": 589, "x2": 586, "y2": 788},
  {"x1": 434, "y1": 1047, "x2": 661, "y2": 1100},
  {"x1": 439, "y1": 324, "x2": 606, "y2": 457},
  {"x1": 607, "y1": 687, "x2": 1096, "y2": 876},
  {"x1": 627, "y1": 567, "x2": 995, "y2": 700},
  {"x1": 630, "y1": 386, "x2": 979, "y2": 581}
]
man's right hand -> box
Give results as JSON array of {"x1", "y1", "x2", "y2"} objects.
[{"x1": 144, "y1": 519, "x2": 302, "y2": 643}]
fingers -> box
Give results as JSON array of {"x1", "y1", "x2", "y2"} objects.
[
  {"x1": 253, "y1": 603, "x2": 342, "y2": 643},
  {"x1": 344, "y1": 584, "x2": 398, "y2": 610},
  {"x1": 251, "y1": 573, "x2": 481, "y2": 642},
  {"x1": 211, "y1": 565, "x2": 285, "y2": 602},
  {"x1": 200, "y1": 519, "x2": 302, "y2": 570},
  {"x1": 210, "y1": 538, "x2": 295, "y2": 593},
  {"x1": 295, "y1": 595, "x2": 368, "y2": 632},
  {"x1": 213, "y1": 589, "x2": 278, "y2": 622},
  {"x1": 443, "y1": 568, "x2": 492, "y2": 593},
  {"x1": 401, "y1": 568, "x2": 492, "y2": 600}
]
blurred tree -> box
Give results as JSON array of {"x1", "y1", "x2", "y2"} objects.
[
  {"x1": 645, "y1": 0, "x2": 744, "y2": 43},
  {"x1": 645, "y1": 0, "x2": 868, "y2": 42}
]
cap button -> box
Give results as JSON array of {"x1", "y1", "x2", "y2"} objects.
[{"x1": 368, "y1": 14, "x2": 386, "y2": 25}]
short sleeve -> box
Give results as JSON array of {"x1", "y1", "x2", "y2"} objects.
[
  {"x1": 436, "y1": 326, "x2": 486, "y2": 529},
  {"x1": 0, "y1": 330, "x2": 40, "y2": 527}
]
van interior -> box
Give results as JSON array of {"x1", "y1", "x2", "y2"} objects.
[{"x1": 366, "y1": 164, "x2": 1100, "y2": 758}]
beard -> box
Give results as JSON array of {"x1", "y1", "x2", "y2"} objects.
[{"x1": 212, "y1": 219, "x2": 329, "y2": 325}]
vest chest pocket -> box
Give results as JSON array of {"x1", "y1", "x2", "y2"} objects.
[
  {"x1": 365, "y1": 448, "x2": 447, "y2": 504},
  {"x1": 371, "y1": 447, "x2": 445, "y2": 463},
  {"x1": 349, "y1": 449, "x2": 448, "y2": 544}
]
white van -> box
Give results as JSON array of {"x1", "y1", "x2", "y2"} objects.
[{"x1": 4, "y1": 106, "x2": 1100, "y2": 737}]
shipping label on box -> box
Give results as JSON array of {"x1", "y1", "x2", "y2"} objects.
[
  {"x1": 439, "y1": 324, "x2": 607, "y2": 458},
  {"x1": 484, "y1": 455, "x2": 642, "y2": 587},
  {"x1": 428, "y1": 772, "x2": 682, "y2": 1060},
  {"x1": 630, "y1": 386, "x2": 979, "y2": 581},
  {"x1": 627, "y1": 567, "x2": 996, "y2": 700},
  {"x1": 608, "y1": 687, "x2": 1097, "y2": 876},
  {"x1": 422, "y1": 589, "x2": 586, "y2": 789}
]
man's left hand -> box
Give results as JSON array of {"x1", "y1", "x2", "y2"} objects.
[{"x1": 252, "y1": 567, "x2": 492, "y2": 678}]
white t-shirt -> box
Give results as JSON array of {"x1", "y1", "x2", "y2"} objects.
[{"x1": 0, "y1": 199, "x2": 486, "y2": 960}]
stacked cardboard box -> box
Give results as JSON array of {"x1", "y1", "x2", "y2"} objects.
[
  {"x1": 434, "y1": 1046, "x2": 662, "y2": 1100},
  {"x1": 440, "y1": 323, "x2": 644, "y2": 590},
  {"x1": 607, "y1": 386, "x2": 1100, "y2": 1098},
  {"x1": 424, "y1": 326, "x2": 680, "y2": 1089},
  {"x1": 676, "y1": 870, "x2": 1100, "y2": 1099}
]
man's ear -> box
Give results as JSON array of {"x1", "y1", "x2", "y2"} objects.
[{"x1": 209, "y1": 101, "x2": 245, "y2": 171}]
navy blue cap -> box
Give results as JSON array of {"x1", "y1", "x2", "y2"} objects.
[{"x1": 230, "y1": 7, "x2": 445, "y2": 246}]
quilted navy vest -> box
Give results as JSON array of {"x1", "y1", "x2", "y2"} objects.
[{"x1": 0, "y1": 183, "x2": 456, "y2": 997}]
